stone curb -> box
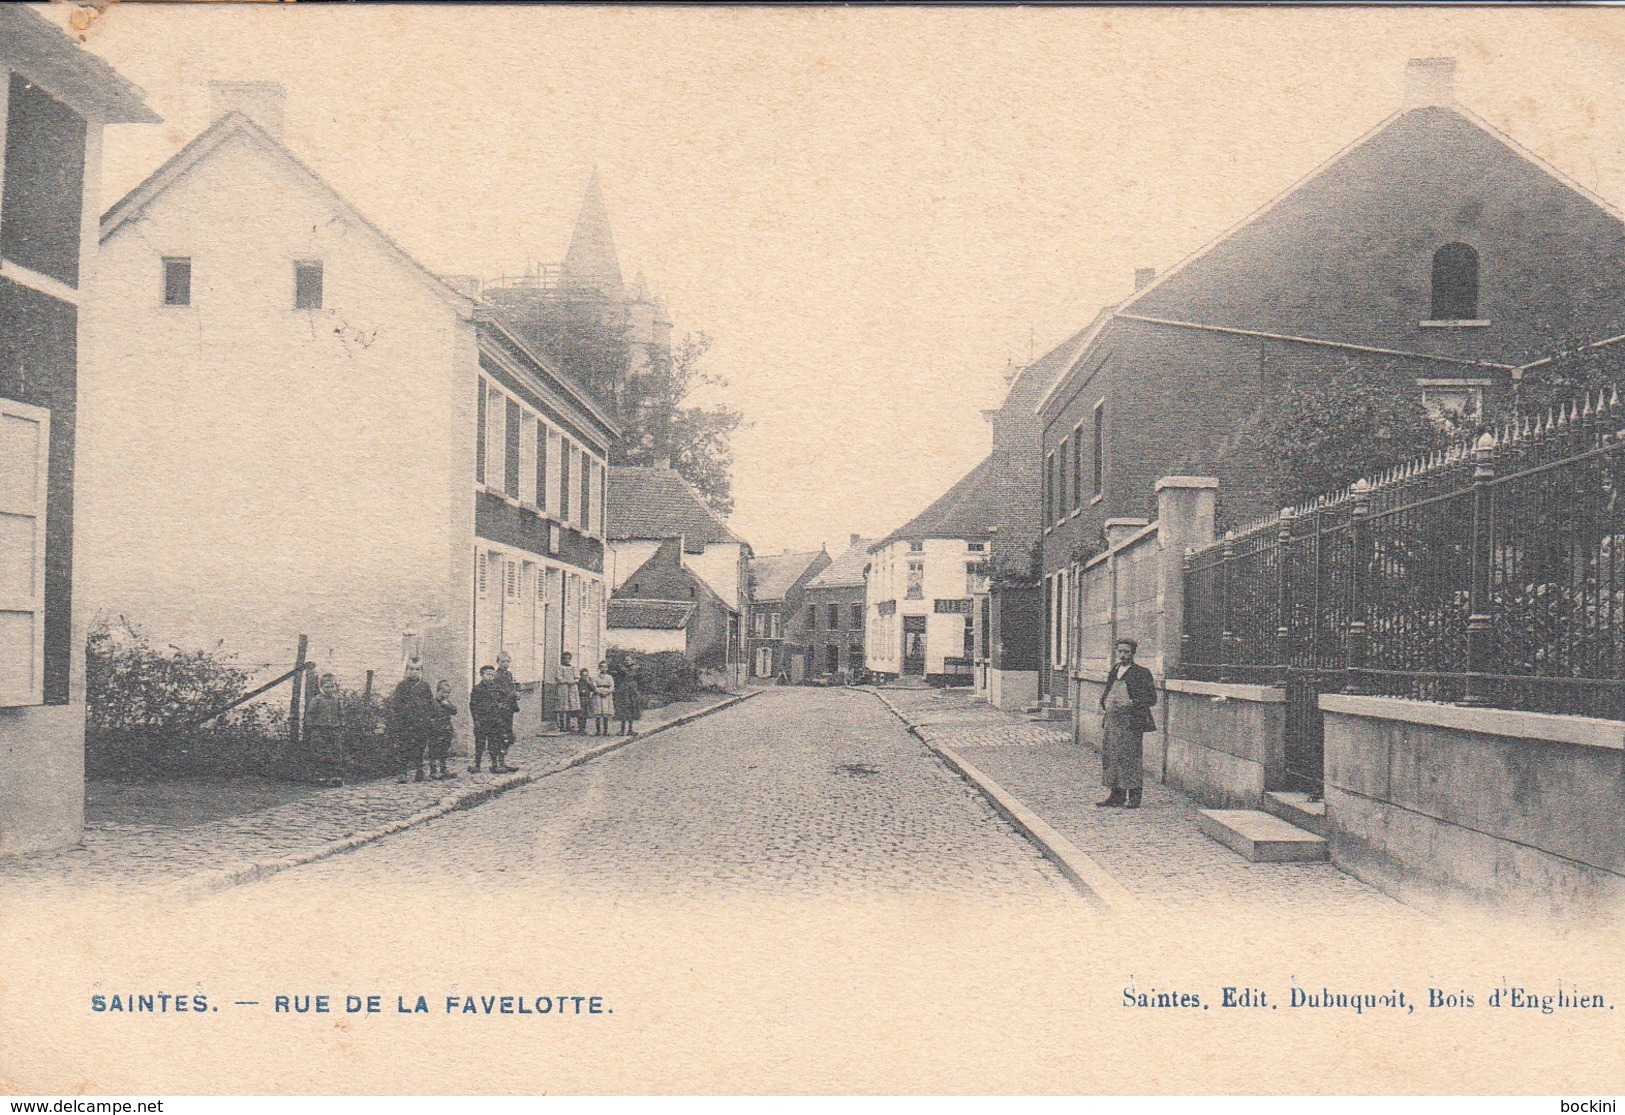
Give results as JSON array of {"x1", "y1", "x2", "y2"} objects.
[
  {"x1": 162, "y1": 689, "x2": 761, "y2": 904},
  {"x1": 866, "y1": 687, "x2": 1139, "y2": 914}
]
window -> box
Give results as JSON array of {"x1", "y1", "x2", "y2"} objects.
[
  {"x1": 1043, "y1": 452, "x2": 1053, "y2": 525},
  {"x1": 505, "y1": 559, "x2": 519, "y2": 600},
  {"x1": 504, "y1": 398, "x2": 521, "y2": 498},
  {"x1": 806, "y1": 604, "x2": 818, "y2": 629},
  {"x1": 0, "y1": 400, "x2": 49, "y2": 706},
  {"x1": 1057, "y1": 432, "x2": 1069, "y2": 513},
  {"x1": 559, "y1": 439, "x2": 572, "y2": 521},
  {"x1": 163, "y1": 258, "x2": 191, "y2": 306},
  {"x1": 1092, "y1": 402, "x2": 1105, "y2": 499},
  {"x1": 542, "y1": 422, "x2": 555, "y2": 510},
  {"x1": 474, "y1": 382, "x2": 487, "y2": 486},
  {"x1": 908, "y1": 541, "x2": 924, "y2": 553},
  {"x1": 826, "y1": 645, "x2": 840, "y2": 673},
  {"x1": 294, "y1": 261, "x2": 323, "y2": 310},
  {"x1": 967, "y1": 541, "x2": 985, "y2": 553},
  {"x1": 906, "y1": 561, "x2": 924, "y2": 599},
  {"x1": 581, "y1": 456, "x2": 592, "y2": 528},
  {"x1": 1431, "y1": 242, "x2": 1478, "y2": 321},
  {"x1": 1072, "y1": 424, "x2": 1083, "y2": 509},
  {"x1": 484, "y1": 383, "x2": 505, "y2": 490},
  {"x1": 850, "y1": 603, "x2": 863, "y2": 629},
  {"x1": 770, "y1": 613, "x2": 782, "y2": 639},
  {"x1": 828, "y1": 603, "x2": 841, "y2": 629}
]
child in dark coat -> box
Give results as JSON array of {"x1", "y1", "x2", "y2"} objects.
[{"x1": 428, "y1": 680, "x2": 457, "y2": 780}]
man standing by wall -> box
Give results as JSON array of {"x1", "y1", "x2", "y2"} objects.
[{"x1": 1097, "y1": 638, "x2": 1156, "y2": 809}]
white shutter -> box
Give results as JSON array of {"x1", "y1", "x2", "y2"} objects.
[
  {"x1": 519, "y1": 413, "x2": 538, "y2": 507},
  {"x1": 0, "y1": 401, "x2": 49, "y2": 707}
]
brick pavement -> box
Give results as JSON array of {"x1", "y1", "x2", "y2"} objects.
[
  {"x1": 236, "y1": 686, "x2": 1085, "y2": 904},
  {"x1": 877, "y1": 686, "x2": 1417, "y2": 922},
  {"x1": 0, "y1": 692, "x2": 740, "y2": 896}
]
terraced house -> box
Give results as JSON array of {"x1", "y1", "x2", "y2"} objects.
[
  {"x1": 746, "y1": 548, "x2": 829, "y2": 681},
  {"x1": 801, "y1": 535, "x2": 872, "y2": 682},
  {"x1": 83, "y1": 83, "x2": 616, "y2": 745}
]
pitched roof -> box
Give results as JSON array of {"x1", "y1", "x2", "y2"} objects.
[
  {"x1": 607, "y1": 467, "x2": 744, "y2": 548},
  {"x1": 749, "y1": 550, "x2": 826, "y2": 603},
  {"x1": 562, "y1": 169, "x2": 624, "y2": 295},
  {"x1": 870, "y1": 451, "x2": 1039, "y2": 555},
  {"x1": 807, "y1": 538, "x2": 874, "y2": 589},
  {"x1": 101, "y1": 112, "x2": 477, "y2": 314},
  {"x1": 607, "y1": 599, "x2": 694, "y2": 631},
  {"x1": 0, "y1": 8, "x2": 159, "y2": 124}
]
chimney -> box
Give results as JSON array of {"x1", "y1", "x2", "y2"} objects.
[
  {"x1": 1134, "y1": 267, "x2": 1156, "y2": 292},
  {"x1": 850, "y1": 533, "x2": 861, "y2": 548},
  {"x1": 1402, "y1": 58, "x2": 1456, "y2": 110},
  {"x1": 209, "y1": 81, "x2": 286, "y2": 140}
]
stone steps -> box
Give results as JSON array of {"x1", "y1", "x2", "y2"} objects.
[
  {"x1": 1261, "y1": 790, "x2": 1328, "y2": 837},
  {"x1": 1195, "y1": 808, "x2": 1329, "y2": 863}
]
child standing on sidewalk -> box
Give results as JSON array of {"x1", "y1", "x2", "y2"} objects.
[{"x1": 428, "y1": 680, "x2": 457, "y2": 780}]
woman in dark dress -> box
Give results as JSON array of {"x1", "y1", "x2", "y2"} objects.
[{"x1": 612, "y1": 658, "x2": 643, "y2": 736}]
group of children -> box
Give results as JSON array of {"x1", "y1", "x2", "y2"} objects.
[
  {"x1": 383, "y1": 651, "x2": 644, "y2": 784},
  {"x1": 551, "y1": 652, "x2": 642, "y2": 736}
]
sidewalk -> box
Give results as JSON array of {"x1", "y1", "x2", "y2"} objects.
[
  {"x1": 873, "y1": 687, "x2": 1415, "y2": 922},
  {"x1": 0, "y1": 690, "x2": 748, "y2": 897}
]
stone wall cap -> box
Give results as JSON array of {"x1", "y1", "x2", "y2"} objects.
[
  {"x1": 1104, "y1": 518, "x2": 1151, "y2": 529},
  {"x1": 1166, "y1": 677, "x2": 1287, "y2": 703},
  {"x1": 1320, "y1": 693, "x2": 1625, "y2": 751},
  {"x1": 1155, "y1": 476, "x2": 1220, "y2": 491}
]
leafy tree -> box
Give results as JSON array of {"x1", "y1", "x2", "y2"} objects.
[
  {"x1": 616, "y1": 332, "x2": 746, "y2": 517},
  {"x1": 1259, "y1": 352, "x2": 1453, "y2": 509}
]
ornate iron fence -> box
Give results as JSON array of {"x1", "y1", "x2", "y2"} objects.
[{"x1": 1180, "y1": 385, "x2": 1625, "y2": 797}]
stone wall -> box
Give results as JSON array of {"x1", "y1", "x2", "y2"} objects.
[
  {"x1": 1163, "y1": 679, "x2": 1286, "y2": 809},
  {"x1": 1321, "y1": 694, "x2": 1625, "y2": 921}
]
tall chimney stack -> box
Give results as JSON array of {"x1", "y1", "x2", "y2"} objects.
[
  {"x1": 1134, "y1": 267, "x2": 1156, "y2": 292},
  {"x1": 209, "y1": 81, "x2": 286, "y2": 140},
  {"x1": 1402, "y1": 58, "x2": 1456, "y2": 110},
  {"x1": 850, "y1": 533, "x2": 861, "y2": 548}
]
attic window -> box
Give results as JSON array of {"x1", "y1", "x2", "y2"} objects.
[
  {"x1": 163, "y1": 258, "x2": 191, "y2": 306},
  {"x1": 294, "y1": 260, "x2": 323, "y2": 310},
  {"x1": 1429, "y1": 243, "x2": 1478, "y2": 321}
]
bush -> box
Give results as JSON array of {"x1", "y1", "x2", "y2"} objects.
[
  {"x1": 608, "y1": 647, "x2": 699, "y2": 705},
  {"x1": 85, "y1": 619, "x2": 289, "y2": 780},
  {"x1": 84, "y1": 619, "x2": 392, "y2": 781}
]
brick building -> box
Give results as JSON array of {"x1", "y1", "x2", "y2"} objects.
[
  {"x1": 0, "y1": 9, "x2": 156, "y2": 854},
  {"x1": 746, "y1": 549, "x2": 829, "y2": 681},
  {"x1": 801, "y1": 535, "x2": 873, "y2": 682},
  {"x1": 1036, "y1": 57, "x2": 1625, "y2": 703}
]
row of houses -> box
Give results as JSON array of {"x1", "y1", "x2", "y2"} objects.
[
  {"x1": 862, "y1": 57, "x2": 1625, "y2": 723},
  {"x1": 0, "y1": 9, "x2": 769, "y2": 856}
]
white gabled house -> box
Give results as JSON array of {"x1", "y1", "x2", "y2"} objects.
[{"x1": 83, "y1": 84, "x2": 616, "y2": 742}]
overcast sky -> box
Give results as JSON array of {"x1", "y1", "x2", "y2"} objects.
[{"x1": 52, "y1": 5, "x2": 1625, "y2": 554}]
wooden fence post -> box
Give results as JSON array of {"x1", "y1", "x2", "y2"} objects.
[
  {"x1": 1344, "y1": 481, "x2": 1371, "y2": 694},
  {"x1": 288, "y1": 634, "x2": 309, "y2": 750},
  {"x1": 1461, "y1": 431, "x2": 1499, "y2": 707}
]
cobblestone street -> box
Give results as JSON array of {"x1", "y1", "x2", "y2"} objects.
[{"x1": 237, "y1": 686, "x2": 1079, "y2": 903}]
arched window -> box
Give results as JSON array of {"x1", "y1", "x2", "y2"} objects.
[{"x1": 1431, "y1": 242, "x2": 1479, "y2": 320}]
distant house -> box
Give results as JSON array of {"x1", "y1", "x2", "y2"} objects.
[
  {"x1": 802, "y1": 535, "x2": 873, "y2": 681},
  {"x1": 0, "y1": 8, "x2": 157, "y2": 855},
  {"x1": 605, "y1": 465, "x2": 750, "y2": 684},
  {"x1": 84, "y1": 85, "x2": 615, "y2": 746},
  {"x1": 866, "y1": 456, "x2": 1029, "y2": 687},
  {"x1": 746, "y1": 549, "x2": 829, "y2": 682},
  {"x1": 1037, "y1": 57, "x2": 1625, "y2": 705}
]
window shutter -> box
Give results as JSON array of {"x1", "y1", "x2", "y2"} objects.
[{"x1": 0, "y1": 401, "x2": 50, "y2": 707}]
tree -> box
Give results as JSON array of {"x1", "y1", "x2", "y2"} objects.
[
  {"x1": 1261, "y1": 352, "x2": 1453, "y2": 508},
  {"x1": 616, "y1": 332, "x2": 746, "y2": 517}
]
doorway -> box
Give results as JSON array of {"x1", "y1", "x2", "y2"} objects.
[{"x1": 902, "y1": 615, "x2": 927, "y2": 675}]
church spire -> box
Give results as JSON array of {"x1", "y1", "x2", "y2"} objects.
[{"x1": 561, "y1": 169, "x2": 624, "y2": 296}]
